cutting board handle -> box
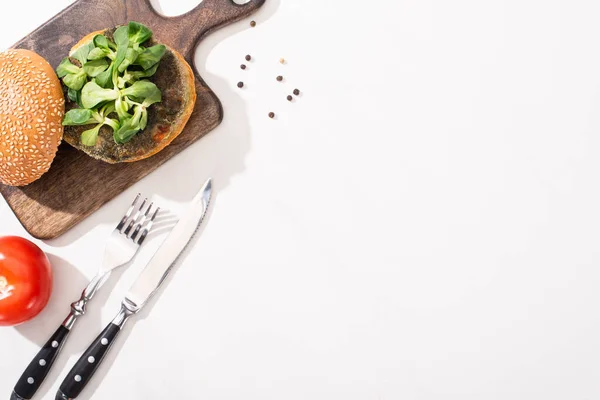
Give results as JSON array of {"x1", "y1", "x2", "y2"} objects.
[{"x1": 140, "y1": 0, "x2": 266, "y2": 60}]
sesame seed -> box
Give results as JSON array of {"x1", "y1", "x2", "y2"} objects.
[{"x1": 0, "y1": 49, "x2": 64, "y2": 185}]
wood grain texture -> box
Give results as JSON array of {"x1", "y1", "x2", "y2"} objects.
[{"x1": 0, "y1": 0, "x2": 265, "y2": 239}]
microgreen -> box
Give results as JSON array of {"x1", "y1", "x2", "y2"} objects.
[{"x1": 56, "y1": 21, "x2": 165, "y2": 146}]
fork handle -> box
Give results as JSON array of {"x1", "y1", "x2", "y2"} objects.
[
  {"x1": 11, "y1": 273, "x2": 108, "y2": 400},
  {"x1": 11, "y1": 325, "x2": 71, "y2": 400}
]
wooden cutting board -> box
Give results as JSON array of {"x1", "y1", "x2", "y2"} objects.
[{"x1": 0, "y1": 0, "x2": 265, "y2": 239}]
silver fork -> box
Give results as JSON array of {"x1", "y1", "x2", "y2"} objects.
[{"x1": 11, "y1": 195, "x2": 159, "y2": 400}]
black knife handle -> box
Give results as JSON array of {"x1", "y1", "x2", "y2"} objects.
[
  {"x1": 57, "y1": 322, "x2": 121, "y2": 400},
  {"x1": 57, "y1": 303, "x2": 134, "y2": 400},
  {"x1": 11, "y1": 325, "x2": 70, "y2": 400}
]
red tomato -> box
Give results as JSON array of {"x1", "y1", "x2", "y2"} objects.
[{"x1": 0, "y1": 236, "x2": 52, "y2": 326}]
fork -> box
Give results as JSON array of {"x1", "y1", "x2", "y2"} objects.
[{"x1": 11, "y1": 195, "x2": 159, "y2": 400}]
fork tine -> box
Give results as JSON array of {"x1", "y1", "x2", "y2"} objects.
[
  {"x1": 116, "y1": 194, "x2": 141, "y2": 231},
  {"x1": 136, "y1": 207, "x2": 160, "y2": 245},
  {"x1": 124, "y1": 198, "x2": 147, "y2": 235},
  {"x1": 130, "y1": 202, "x2": 154, "y2": 241}
]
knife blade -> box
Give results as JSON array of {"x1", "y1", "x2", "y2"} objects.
[
  {"x1": 125, "y1": 176, "x2": 211, "y2": 312},
  {"x1": 56, "y1": 177, "x2": 212, "y2": 400}
]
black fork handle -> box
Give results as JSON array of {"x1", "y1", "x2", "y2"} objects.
[
  {"x1": 11, "y1": 272, "x2": 107, "y2": 400},
  {"x1": 11, "y1": 325, "x2": 71, "y2": 400}
]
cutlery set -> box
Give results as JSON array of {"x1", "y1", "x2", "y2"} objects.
[{"x1": 11, "y1": 178, "x2": 213, "y2": 400}]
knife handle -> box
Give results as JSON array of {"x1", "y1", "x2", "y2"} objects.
[
  {"x1": 57, "y1": 305, "x2": 133, "y2": 400},
  {"x1": 11, "y1": 325, "x2": 70, "y2": 400}
]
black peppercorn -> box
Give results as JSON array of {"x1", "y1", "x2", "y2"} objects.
[
  {"x1": 276, "y1": 75, "x2": 283, "y2": 82},
  {"x1": 287, "y1": 95, "x2": 293, "y2": 101},
  {"x1": 240, "y1": 64, "x2": 246, "y2": 70},
  {"x1": 245, "y1": 55, "x2": 251, "y2": 61},
  {"x1": 268, "y1": 112, "x2": 275, "y2": 119},
  {"x1": 293, "y1": 89, "x2": 300, "y2": 96},
  {"x1": 237, "y1": 81, "x2": 244, "y2": 88},
  {"x1": 250, "y1": 20, "x2": 256, "y2": 27}
]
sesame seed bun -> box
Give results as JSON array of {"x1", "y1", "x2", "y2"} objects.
[{"x1": 0, "y1": 49, "x2": 64, "y2": 186}]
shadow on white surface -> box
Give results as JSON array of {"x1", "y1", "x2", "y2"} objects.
[
  {"x1": 74, "y1": 185, "x2": 217, "y2": 400},
  {"x1": 145, "y1": 210, "x2": 179, "y2": 240},
  {"x1": 46, "y1": 195, "x2": 179, "y2": 249}
]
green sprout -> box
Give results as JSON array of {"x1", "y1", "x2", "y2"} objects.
[{"x1": 57, "y1": 21, "x2": 165, "y2": 146}]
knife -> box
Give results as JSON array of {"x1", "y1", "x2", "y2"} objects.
[{"x1": 55, "y1": 177, "x2": 212, "y2": 400}]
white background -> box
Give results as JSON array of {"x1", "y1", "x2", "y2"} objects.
[{"x1": 1, "y1": 0, "x2": 600, "y2": 399}]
